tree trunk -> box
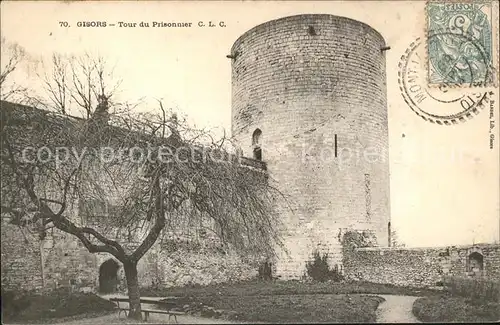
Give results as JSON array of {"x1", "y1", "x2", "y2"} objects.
[{"x1": 123, "y1": 260, "x2": 142, "y2": 320}]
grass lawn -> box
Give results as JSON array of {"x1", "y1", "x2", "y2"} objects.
[
  {"x1": 141, "y1": 279, "x2": 441, "y2": 323},
  {"x1": 412, "y1": 295, "x2": 500, "y2": 323},
  {"x1": 1, "y1": 289, "x2": 117, "y2": 324},
  {"x1": 141, "y1": 278, "x2": 441, "y2": 298},
  {"x1": 194, "y1": 293, "x2": 385, "y2": 323}
]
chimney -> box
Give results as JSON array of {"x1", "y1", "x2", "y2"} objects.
[
  {"x1": 168, "y1": 113, "x2": 180, "y2": 138},
  {"x1": 166, "y1": 113, "x2": 183, "y2": 147},
  {"x1": 92, "y1": 95, "x2": 110, "y2": 125}
]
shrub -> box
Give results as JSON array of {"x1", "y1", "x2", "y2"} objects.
[
  {"x1": 341, "y1": 230, "x2": 377, "y2": 251},
  {"x1": 1, "y1": 289, "x2": 116, "y2": 322},
  {"x1": 1, "y1": 287, "x2": 32, "y2": 321},
  {"x1": 413, "y1": 296, "x2": 500, "y2": 322},
  {"x1": 443, "y1": 276, "x2": 500, "y2": 304},
  {"x1": 258, "y1": 261, "x2": 273, "y2": 281},
  {"x1": 305, "y1": 251, "x2": 343, "y2": 282}
]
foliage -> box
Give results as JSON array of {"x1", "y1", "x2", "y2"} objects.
[
  {"x1": 412, "y1": 295, "x2": 500, "y2": 323},
  {"x1": 443, "y1": 275, "x2": 500, "y2": 304},
  {"x1": 140, "y1": 279, "x2": 441, "y2": 298},
  {"x1": 39, "y1": 53, "x2": 123, "y2": 118},
  {"x1": 258, "y1": 260, "x2": 273, "y2": 281},
  {"x1": 390, "y1": 229, "x2": 405, "y2": 248},
  {"x1": 305, "y1": 251, "x2": 343, "y2": 282},
  {"x1": 1, "y1": 288, "x2": 116, "y2": 322},
  {"x1": 413, "y1": 277, "x2": 500, "y2": 322},
  {"x1": 159, "y1": 292, "x2": 385, "y2": 323},
  {"x1": 341, "y1": 230, "x2": 377, "y2": 251},
  {"x1": 0, "y1": 37, "x2": 31, "y2": 102},
  {"x1": 1, "y1": 287, "x2": 31, "y2": 321}
]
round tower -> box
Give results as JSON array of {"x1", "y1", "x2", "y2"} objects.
[{"x1": 230, "y1": 14, "x2": 390, "y2": 279}]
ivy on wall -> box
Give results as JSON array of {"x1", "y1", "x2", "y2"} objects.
[{"x1": 341, "y1": 230, "x2": 377, "y2": 252}]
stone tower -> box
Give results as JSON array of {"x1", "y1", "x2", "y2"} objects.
[{"x1": 230, "y1": 14, "x2": 390, "y2": 279}]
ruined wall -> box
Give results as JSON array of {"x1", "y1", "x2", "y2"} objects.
[
  {"x1": 1, "y1": 223, "x2": 44, "y2": 292},
  {"x1": 1, "y1": 225, "x2": 259, "y2": 293},
  {"x1": 343, "y1": 244, "x2": 500, "y2": 287},
  {"x1": 1, "y1": 166, "x2": 264, "y2": 293},
  {"x1": 139, "y1": 238, "x2": 258, "y2": 288},
  {"x1": 1, "y1": 223, "x2": 101, "y2": 293},
  {"x1": 1, "y1": 190, "x2": 263, "y2": 294},
  {"x1": 42, "y1": 232, "x2": 99, "y2": 292},
  {"x1": 230, "y1": 14, "x2": 390, "y2": 279}
]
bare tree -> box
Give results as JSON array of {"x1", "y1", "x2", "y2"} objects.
[
  {"x1": 0, "y1": 37, "x2": 28, "y2": 101},
  {"x1": 40, "y1": 53, "x2": 123, "y2": 118},
  {"x1": 390, "y1": 229, "x2": 405, "y2": 248},
  {"x1": 1, "y1": 81, "x2": 283, "y2": 319}
]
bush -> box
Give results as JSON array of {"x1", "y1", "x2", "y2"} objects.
[
  {"x1": 305, "y1": 251, "x2": 343, "y2": 282},
  {"x1": 258, "y1": 261, "x2": 273, "y2": 281},
  {"x1": 1, "y1": 287, "x2": 32, "y2": 321},
  {"x1": 413, "y1": 296, "x2": 500, "y2": 323},
  {"x1": 1, "y1": 288, "x2": 116, "y2": 322},
  {"x1": 341, "y1": 230, "x2": 377, "y2": 250},
  {"x1": 443, "y1": 276, "x2": 500, "y2": 304}
]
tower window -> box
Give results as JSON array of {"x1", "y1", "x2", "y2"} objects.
[
  {"x1": 388, "y1": 222, "x2": 392, "y2": 247},
  {"x1": 252, "y1": 128, "x2": 262, "y2": 146},
  {"x1": 364, "y1": 173, "x2": 371, "y2": 220},
  {"x1": 467, "y1": 252, "x2": 484, "y2": 277},
  {"x1": 252, "y1": 128, "x2": 262, "y2": 161},
  {"x1": 308, "y1": 26, "x2": 317, "y2": 36},
  {"x1": 253, "y1": 147, "x2": 262, "y2": 161},
  {"x1": 334, "y1": 134, "x2": 338, "y2": 157}
]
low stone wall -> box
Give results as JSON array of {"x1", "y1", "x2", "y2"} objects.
[
  {"x1": 1, "y1": 224, "x2": 259, "y2": 293},
  {"x1": 139, "y1": 242, "x2": 258, "y2": 288},
  {"x1": 343, "y1": 244, "x2": 500, "y2": 288}
]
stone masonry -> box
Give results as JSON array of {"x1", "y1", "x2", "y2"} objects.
[
  {"x1": 1, "y1": 220, "x2": 259, "y2": 293},
  {"x1": 343, "y1": 244, "x2": 500, "y2": 287},
  {"x1": 230, "y1": 14, "x2": 390, "y2": 278}
]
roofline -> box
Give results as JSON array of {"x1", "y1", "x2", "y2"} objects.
[{"x1": 230, "y1": 13, "x2": 386, "y2": 53}]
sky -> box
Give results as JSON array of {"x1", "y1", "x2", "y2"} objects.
[{"x1": 1, "y1": 0, "x2": 499, "y2": 247}]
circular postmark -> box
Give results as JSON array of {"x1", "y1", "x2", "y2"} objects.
[
  {"x1": 427, "y1": 30, "x2": 492, "y2": 87},
  {"x1": 398, "y1": 37, "x2": 492, "y2": 125}
]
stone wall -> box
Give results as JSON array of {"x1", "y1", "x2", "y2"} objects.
[
  {"x1": 343, "y1": 244, "x2": 500, "y2": 287},
  {"x1": 230, "y1": 14, "x2": 390, "y2": 279},
  {"x1": 42, "y1": 231, "x2": 99, "y2": 292},
  {"x1": 1, "y1": 223, "x2": 259, "y2": 293},
  {"x1": 1, "y1": 223, "x2": 101, "y2": 293},
  {"x1": 138, "y1": 239, "x2": 259, "y2": 288},
  {"x1": 1, "y1": 223, "x2": 44, "y2": 292}
]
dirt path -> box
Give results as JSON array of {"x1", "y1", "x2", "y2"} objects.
[
  {"x1": 375, "y1": 295, "x2": 421, "y2": 323},
  {"x1": 55, "y1": 312, "x2": 250, "y2": 324},
  {"x1": 55, "y1": 294, "x2": 255, "y2": 325}
]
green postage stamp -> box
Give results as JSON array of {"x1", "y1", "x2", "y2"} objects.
[{"x1": 426, "y1": 1, "x2": 496, "y2": 86}]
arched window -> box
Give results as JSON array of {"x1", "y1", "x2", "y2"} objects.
[
  {"x1": 99, "y1": 259, "x2": 120, "y2": 293},
  {"x1": 253, "y1": 147, "x2": 262, "y2": 161},
  {"x1": 467, "y1": 252, "x2": 484, "y2": 277},
  {"x1": 252, "y1": 128, "x2": 262, "y2": 146},
  {"x1": 252, "y1": 128, "x2": 262, "y2": 161}
]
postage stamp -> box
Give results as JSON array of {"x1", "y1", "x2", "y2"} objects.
[
  {"x1": 426, "y1": 1, "x2": 496, "y2": 87},
  {"x1": 399, "y1": 37, "x2": 492, "y2": 125}
]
